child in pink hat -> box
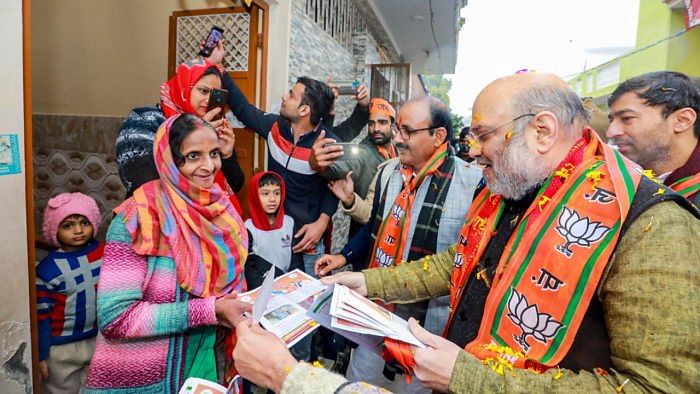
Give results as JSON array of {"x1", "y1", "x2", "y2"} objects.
[{"x1": 36, "y1": 192, "x2": 104, "y2": 393}]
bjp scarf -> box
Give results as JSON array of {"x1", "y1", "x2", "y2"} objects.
[
  {"x1": 669, "y1": 173, "x2": 700, "y2": 199},
  {"x1": 115, "y1": 115, "x2": 248, "y2": 298},
  {"x1": 446, "y1": 128, "x2": 641, "y2": 371},
  {"x1": 382, "y1": 129, "x2": 643, "y2": 381},
  {"x1": 376, "y1": 144, "x2": 398, "y2": 161},
  {"x1": 369, "y1": 143, "x2": 448, "y2": 270}
]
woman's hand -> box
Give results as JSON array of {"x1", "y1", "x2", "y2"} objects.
[
  {"x1": 206, "y1": 40, "x2": 226, "y2": 66},
  {"x1": 216, "y1": 119, "x2": 236, "y2": 159},
  {"x1": 233, "y1": 319, "x2": 298, "y2": 393},
  {"x1": 215, "y1": 292, "x2": 252, "y2": 328}
]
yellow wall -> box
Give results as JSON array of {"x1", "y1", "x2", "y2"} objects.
[
  {"x1": 31, "y1": 0, "x2": 253, "y2": 117},
  {"x1": 569, "y1": 0, "x2": 700, "y2": 101},
  {"x1": 0, "y1": 0, "x2": 32, "y2": 392}
]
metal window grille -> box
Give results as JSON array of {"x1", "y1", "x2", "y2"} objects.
[
  {"x1": 304, "y1": 0, "x2": 366, "y2": 51},
  {"x1": 175, "y1": 13, "x2": 250, "y2": 72},
  {"x1": 369, "y1": 63, "x2": 411, "y2": 110}
]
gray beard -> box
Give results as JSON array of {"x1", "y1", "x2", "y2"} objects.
[{"x1": 486, "y1": 137, "x2": 551, "y2": 200}]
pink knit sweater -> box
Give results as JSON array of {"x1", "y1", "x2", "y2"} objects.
[{"x1": 84, "y1": 215, "x2": 219, "y2": 393}]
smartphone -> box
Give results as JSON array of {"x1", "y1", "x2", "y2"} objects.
[
  {"x1": 207, "y1": 88, "x2": 229, "y2": 121},
  {"x1": 324, "y1": 142, "x2": 362, "y2": 159},
  {"x1": 334, "y1": 80, "x2": 360, "y2": 96},
  {"x1": 198, "y1": 26, "x2": 224, "y2": 57}
]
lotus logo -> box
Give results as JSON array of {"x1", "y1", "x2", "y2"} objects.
[
  {"x1": 453, "y1": 252, "x2": 464, "y2": 268},
  {"x1": 375, "y1": 248, "x2": 395, "y2": 267},
  {"x1": 506, "y1": 289, "x2": 563, "y2": 352},
  {"x1": 554, "y1": 207, "x2": 610, "y2": 258},
  {"x1": 391, "y1": 203, "x2": 405, "y2": 222}
]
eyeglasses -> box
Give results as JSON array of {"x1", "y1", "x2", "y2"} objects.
[
  {"x1": 390, "y1": 124, "x2": 435, "y2": 140},
  {"x1": 468, "y1": 113, "x2": 535, "y2": 144}
]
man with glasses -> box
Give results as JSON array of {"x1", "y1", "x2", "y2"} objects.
[
  {"x1": 313, "y1": 96, "x2": 482, "y2": 393},
  {"x1": 283, "y1": 72, "x2": 696, "y2": 393}
]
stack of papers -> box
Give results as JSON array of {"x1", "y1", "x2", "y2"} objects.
[
  {"x1": 239, "y1": 268, "x2": 326, "y2": 347},
  {"x1": 307, "y1": 284, "x2": 425, "y2": 354}
]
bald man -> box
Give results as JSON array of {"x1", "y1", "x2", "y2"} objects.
[{"x1": 232, "y1": 72, "x2": 700, "y2": 393}]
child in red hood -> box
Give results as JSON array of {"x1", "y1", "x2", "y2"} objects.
[{"x1": 244, "y1": 171, "x2": 294, "y2": 289}]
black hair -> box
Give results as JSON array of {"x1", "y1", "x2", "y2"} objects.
[
  {"x1": 459, "y1": 126, "x2": 470, "y2": 140},
  {"x1": 296, "y1": 76, "x2": 335, "y2": 125},
  {"x1": 608, "y1": 71, "x2": 700, "y2": 137},
  {"x1": 201, "y1": 66, "x2": 222, "y2": 80},
  {"x1": 258, "y1": 173, "x2": 281, "y2": 188},
  {"x1": 169, "y1": 114, "x2": 215, "y2": 166},
  {"x1": 427, "y1": 96, "x2": 453, "y2": 143}
]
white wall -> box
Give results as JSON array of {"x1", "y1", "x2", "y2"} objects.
[
  {"x1": 265, "y1": 0, "x2": 292, "y2": 112},
  {"x1": 0, "y1": 0, "x2": 33, "y2": 392}
]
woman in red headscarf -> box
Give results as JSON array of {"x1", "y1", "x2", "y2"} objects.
[{"x1": 116, "y1": 58, "x2": 244, "y2": 213}]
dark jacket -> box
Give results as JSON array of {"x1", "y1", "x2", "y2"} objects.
[
  {"x1": 221, "y1": 74, "x2": 338, "y2": 228},
  {"x1": 115, "y1": 104, "x2": 245, "y2": 197}
]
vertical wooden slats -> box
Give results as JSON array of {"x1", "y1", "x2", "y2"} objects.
[{"x1": 303, "y1": 0, "x2": 365, "y2": 52}]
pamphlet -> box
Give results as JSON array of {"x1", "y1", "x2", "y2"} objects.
[
  {"x1": 239, "y1": 269, "x2": 326, "y2": 347},
  {"x1": 306, "y1": 284, "x2": 425, "y2": 354},
  {"x1": 178, "y1": 376, "x2": 240, "y2": 394}
]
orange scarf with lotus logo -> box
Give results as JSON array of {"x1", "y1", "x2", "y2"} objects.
[
  {"x1": 447, "y1": 129, "x2": 641, "y2": 370},
  {"x1": 368, "y1": 144, "x2": 448, "y2": 270}
]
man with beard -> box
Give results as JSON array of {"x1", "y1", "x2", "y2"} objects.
[
  {"x1": 231, "y1": 72, "x2": 700, "y2": 393},
  {"x1": 607, "y1": 71, "x2": 700, "y2": 205},
  {"x1": 312, "y1": 98, "x2": 398, "y2": 239},
  {"x1": 224, "y1": 76, "x2": 338, "y2": 278},
  {"x1": 313, "y1": 96, "x2": 482, "y2": 393}
]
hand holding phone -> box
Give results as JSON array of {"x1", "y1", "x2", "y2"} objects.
[
  {"x1": 207, "y1": 89, "x2": 229, "y2": 122},
  {"x1": 199, "y1": 26, "x2": 224, "y2": 58}
]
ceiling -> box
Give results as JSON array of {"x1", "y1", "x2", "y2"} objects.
[{"x1": 366, "y1": 0, "x2": 467, "y2": 74}]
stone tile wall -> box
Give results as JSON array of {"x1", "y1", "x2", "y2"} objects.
[{"x1": 32, "y1": 114, "x2": 125, "y2": 243}]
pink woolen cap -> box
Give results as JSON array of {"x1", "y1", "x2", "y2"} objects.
[{"x1": 42, "y1": 192, "x2": 101, "y2": 248}]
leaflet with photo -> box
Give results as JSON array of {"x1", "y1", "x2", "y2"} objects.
[
  {"x1": 239, "y1": 269, "x2": 326, "y2": 347},
  {"x1": 307, "y1": 284, "x2": 425, "y2": 352}
]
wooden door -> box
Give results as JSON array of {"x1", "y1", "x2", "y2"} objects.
[{"x1": 169, "y1": 5, "x2": 268, "y2": 216}]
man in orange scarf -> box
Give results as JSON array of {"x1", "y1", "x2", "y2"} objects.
[
  {"x1": 608, "y1": 71, "x2": 700, "y2": 206},
  {"x1": 230, "y1": 73, "x2": 699, "y2": 393}
]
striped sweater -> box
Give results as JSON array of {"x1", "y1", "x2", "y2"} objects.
[
  {"x1": 84, "y1": 214, "x2": 220, "y2": 393},
  {"x1": 36, "y1": 240, "x2": 104, "y2": 361}
]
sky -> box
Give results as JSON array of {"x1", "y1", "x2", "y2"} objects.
[{"x1": 447, "y1": 0, "x2": 641, "y2": 119}]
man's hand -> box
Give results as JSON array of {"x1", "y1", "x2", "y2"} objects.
[
  {"x1": 408, "y1": 318, "x2": 461, "y2": 392},
  {"x1": 214, "y1": 292, "x2": 252, "y2": 328},
  {"x1": 321, "y1": 271, "x2": 367, "y2": 296},
  {"x1": 328, "y1": 171, "x2": 355, "y2": 207},
  {"x1": 355, "y1": 84, "x2": 369, "y2": 107},
  {"x1": 292, "y1": 214, "x2": 330, "y2": 253},
  {"x1": 309, "y1": 130, "x2": 343, "y2": 173},
  {"x1": 325, "y1": 76, "x2": 340, "y2": 116},
  {"x1": 216, "y1": 119, "x2": 236, "y2": 159},
  {"x1": 233, "y1": 319, "x2": 298, "y2": 393},
  {"x1": 314, "y1": 254, "x2": 347, "y2": 277},
  {"x1": 39, "y1": 360, "x2": 49, "y2": 381},
  {"x1": 206, "y1": 40, "x2": 226, "y2": 65}
]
